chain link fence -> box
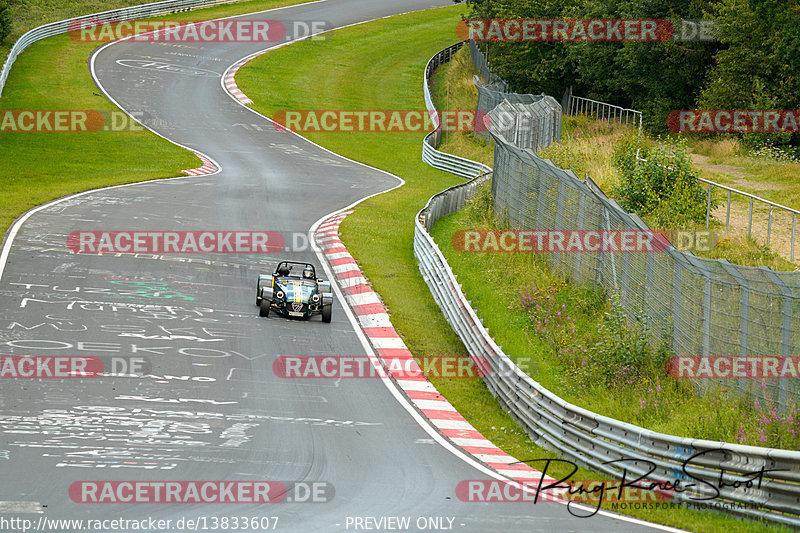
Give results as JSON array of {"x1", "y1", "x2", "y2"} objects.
[
  {"x1": 487, "y1": 121, "x2": 800, "y2": 412},
  {"x1": 468, "y1": 39, "x2": 800, "y2": 412},
  {"x1": 469, "y1": 40, "x2": 562, "y2": 144},
  {"x1": 485, "y1": 98, "x2": 561, "y2": 152},
  {"x1": 415, "y1": 169, "x2": 800, "y2": 528},
  {"x1": 468, "y1": 40, "x2": 507, "y2": 91}
]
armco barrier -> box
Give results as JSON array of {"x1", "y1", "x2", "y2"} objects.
[
  {"x1": 415, "y1": 48, "x2": 800, "y2": 527},
  {"x1": 0, "y1": 0, "x2": 249, "y2": 99},
  {"x1": 422, "y1": 42, "x2": 491, "y2": 179}
]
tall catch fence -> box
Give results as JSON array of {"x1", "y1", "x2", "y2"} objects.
[
  {"x1": 418, "y1": 43, "x2": 800, "y2": 528},
  {"x1": 0, "y1": 0, "x2": 248, "y2": 99},
  {"x1": 487, "y1": 98, "x2": 561, "y2": 152},
  {"x1": 468, "y1": 41, "x2": 561, "y2": 144},
  {"x1": 416, "y1": 169, "x2": 800, "y2": 528},
  {"x1": 486, "y1": 111, "x2": 800, "y2": 414},
  {"x1": 468, "y1": 39, "x2": 800, "y2": 413},
  {"x1": 468, "y1": 39, "x2": 507, "y2": 91}
]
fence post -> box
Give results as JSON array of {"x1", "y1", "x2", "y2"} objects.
[
  {"x1": 761, "y1": 268, "x2": 793, "y2": 415},
  {"x1": 672, "y1": 258, "x2": 683, "y2": 355},
  {"x1": 719, "y1": 262, "x2": 750, "y2": 401},
  {"x1": 573, "y1": 190, "x2": 587, "y2": 283},
  {"x1": 561, "y1": 86, "x2": 573, "y2": 115}
]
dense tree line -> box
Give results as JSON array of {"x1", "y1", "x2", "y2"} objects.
[
  {"x1": 0, "y1": 0, "x2": 11, "y2": 43},
  {"x1": 454, "y1": 0, "x2": 800, "y2": 144}
]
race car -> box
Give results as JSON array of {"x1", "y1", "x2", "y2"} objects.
[{"x1": 256, "y1": 261, "x2": 333, "y2": 322}]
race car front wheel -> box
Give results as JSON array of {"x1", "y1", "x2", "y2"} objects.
[
  {"x1": 321, "y1": 304, "x2": 332, "y2": 323},
  {"x1": 259, "y1": 300, "x2": 271, "y2": 318}
]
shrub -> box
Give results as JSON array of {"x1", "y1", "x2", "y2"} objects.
[
  {"x1": 464, "y1": 182, "x2": 494, "y2": 226},
  {"x1": 586, "y1": 295, "x2": 672, "y2": 387},
  {"x1": 612, "y1": 134, "x2": 710, "y2": 228}
]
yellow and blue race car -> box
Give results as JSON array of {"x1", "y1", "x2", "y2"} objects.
[{"x1": 256, "y1": 261, "x2": 333, "y2": 322}]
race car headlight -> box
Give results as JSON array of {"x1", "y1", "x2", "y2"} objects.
[
  {"x1": 275, "y1": 291, "x2": 284, "y2": 300},
  {"x1": 311, "y1": 294, "x2": 320, "y2": 303}
]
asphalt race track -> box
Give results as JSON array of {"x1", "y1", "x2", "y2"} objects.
[{"x1": 0, "y1": 1, "x2": 673, "y2": 531}]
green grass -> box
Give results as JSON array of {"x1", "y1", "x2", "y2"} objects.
[
  {"x1": 689, "y1": 137, "x2": 800, "y2": 210},
  {"x1": 235, "y1": 7, "x2": 792, "y2": 532},
  {"x1": 1, "y1": 0, "x2": 154, "y2": 62},
  {"x1": 0, "y1": 0, "x2": 313, "y2": 234},
  {"x1": 429, "y1": 46, "x2": 494, "y2": 167}
]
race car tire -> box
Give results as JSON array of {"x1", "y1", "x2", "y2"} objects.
[
  {"x1": 259, "y1": 300, "x2": 271, "y2": 317},
  {"x1": 322, "y1": 304, "x2": 332, "y2": 323}
]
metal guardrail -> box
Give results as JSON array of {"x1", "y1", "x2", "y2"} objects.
[
  {"x1": 562, "y1": 86, "x2": 643, "y2": 132},
  {"x1": 635, "y1": 150, "x2": 800, "y2": 262},
  {"x1": 415, "y1": 47, "x2": 800, "y2": 527},
  {"x1": 0, "y1": 0, "x2": 248, "y2": 99},
  {"x1": 701, "y1": 176, "x2": 800, "y2": 262},
  {"x1": 422, "y1": 42, "x2": 491, "y2": 179}
]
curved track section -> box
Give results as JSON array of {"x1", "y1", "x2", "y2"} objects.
[{"x1": 0, "y1": 1, "x2": 668, "y2": 530}]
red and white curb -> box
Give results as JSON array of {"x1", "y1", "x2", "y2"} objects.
[
  {"x1": 314, "y1": 211, "x2": 565, "y2": 503},
  {"x1": 223, "y1": 60, "x2": 254, "y2": 105},
  {"x1": 181, "y1": 152, "x2": 219, "y2": 176}
]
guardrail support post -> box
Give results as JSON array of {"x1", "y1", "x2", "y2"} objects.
[{"x1": 726, "y1": 190, "x2": 731, "y2": 235}]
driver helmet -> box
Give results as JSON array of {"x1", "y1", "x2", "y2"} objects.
[{"x1": 303, "y1": 267, "x2": 315, "y2": 279}]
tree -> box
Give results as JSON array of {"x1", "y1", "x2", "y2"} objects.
[
  {"x1": 454, "y1": 0, "x2": 722, "y2": 133},
  {"x1": 698, "y1": 0, "x2": 800, "y2": 145},
  {"x1": 0, "y1": 0, "x2": 11, "y2": 43}
]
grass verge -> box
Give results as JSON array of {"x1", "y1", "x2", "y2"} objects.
[
  {"x1": 0, "y1": 0, "x2": 314, "y2": 234},
  {"x1": 235, "y1": 7, "x2": 791, "y2": 532}
]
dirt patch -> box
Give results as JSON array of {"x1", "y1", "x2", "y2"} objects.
[
  {"x1": 689, "y1": 153, "x2": 798, "y2": 264},
  {"x1": 727, "y1": 177, "x2": 785, "y2": 192},
  {"x1": 690, "y1": 153, "x2": 748, "y2": 179},
  {"x1": 712, "y1": 200, "x2": 798, "y2": 265}
]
